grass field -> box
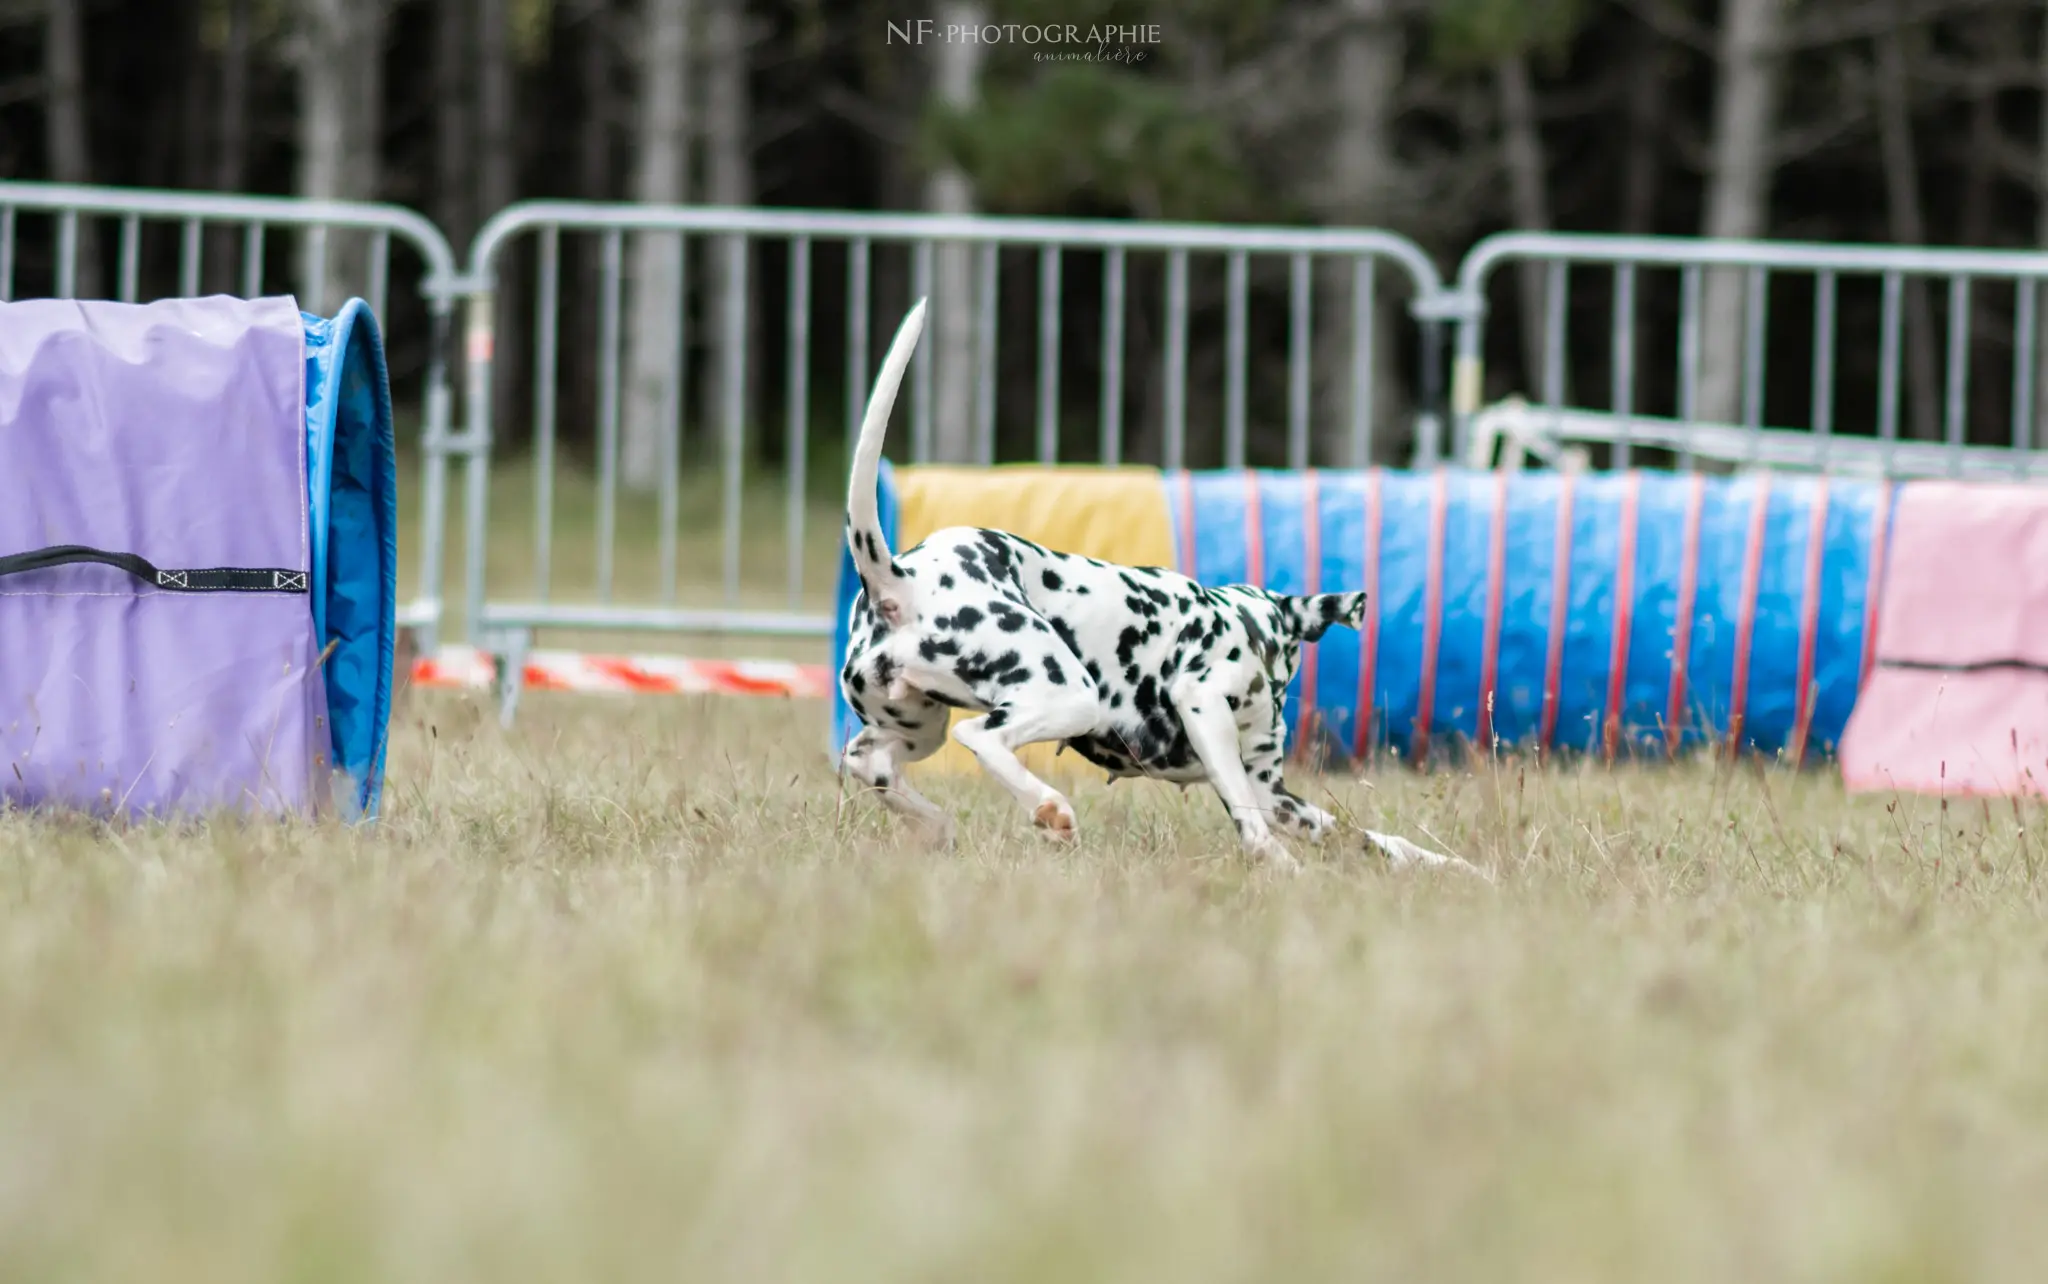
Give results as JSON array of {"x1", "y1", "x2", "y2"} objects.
[{"x1": 5, "y1": 685, "x2": 2048, "y2": 1282}]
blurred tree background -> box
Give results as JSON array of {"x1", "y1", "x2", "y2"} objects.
[{"x1": 5, "y1": 0, "x2": 2048, "y2": 469}]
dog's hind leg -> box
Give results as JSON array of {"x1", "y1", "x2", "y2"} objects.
[
  {"x1": 841, "y1": 723, "x2": 955, "y2": 846},
  {"x1": 949, "y1": 689, "x2": 1100, "y2": 842},
  {"x1": 1166, "y1": 677, "x2": 1299, "y2": 872}
]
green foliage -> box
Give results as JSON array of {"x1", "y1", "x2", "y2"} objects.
[
  {"x1": 924, "y1": 64, "x2": 1257, "y2": 221},
  {"x1": 1427, "y1": 0, "x2": 1589, "y2": 70}
]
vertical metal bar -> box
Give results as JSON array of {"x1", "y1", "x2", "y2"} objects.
[
  {"x1": 1288, "y1": 251, "x2": 1312, "y2": 471},
  {"x1": 461, "y1": 289, "x2": 495, "y2": 659},
  {"x1": 1945, "y1": 275, "x2": 1971, "y2": 475},
  {"x1": 1349, "y1": 256, "x2": 1376, "y2": 468},
  {"x1": 367, "y1": 229, "x2": 391, "y2": 321},
  {"x1": 1164, "y1": 248, "x2": 1189, "y2": 471},
  {"x1": 416, "y1": 300, "x2": 454, "y2": 653},
  {"x1": 242, "y1": 223, "x2": 265, "y2": 297},
  {"x1": 1541, "y1": 259, "x2": 1568, "y2": 406},
  {"x1": 787, "y1": 237, "x2": 812, "y2": 609},
  {"x1": 722, "y1": 235, "x2": 749, "y2": 605},
  {"x1": 1742, "y1": 266, "x2": 1768, "y2": 436},
  {"x1": 1810, "y1": 270, "x2": 1837, "y2": 440},
  {"x1": 595, "y1": 229, "x2": 624, "y2": 602},
  {"x1": 118, "y1": 215, "x2": 140, "y2": 302},
  {"x1": 1678, "y1": 263, "x2": 1701, "y2": 470},
  {"x1": 532, "y1": 226, "x2": 561, "y2": 601},
  {"x1": 845, "y1": 237, "x2": 869, "y2": 448},
  {"x1": 2013, "y1": 280, "x2": 2037, "y2": 454},
  {"x1": 1878, "y1": 271, "x2": 1904, "y2": 465},
  {"x1": 657, "y1": 235, "x2": 686, "y2": 605},
  {"x1": 1037, "y1": 244, "x2": 1061, "y2": 463},
  {"x1": 1611, "y1": 264, "x2": 1636, "y2": 469},
  {"x1": 976, "y1": 241, "x2": 998, "y2": 465},
  {"x1": 1101, "y1": 246, "x2": 1125, "y2": 465},
  {"x1": 1224, "y1": 249, "x2": 1248, "y2": 469},
  {"x1": 305, "y1": 225, "x2": 328, "y2": 314},
  {"x1": 178, "y1": 218, "x2": 202, "y2": 298},
  {"x1": 56, "y1": 211, "x2": 78, "y2": 298},
  {"x1": 0, "y1": 207, "x2": 13, "y2": 301},
  {"x1": 911, "y1": 239, "x2": 934, "y2": 462}
]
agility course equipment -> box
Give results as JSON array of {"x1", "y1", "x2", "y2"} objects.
[
  {"x1": 413, "y1": 644, "x2": 831, "y2": 700},
  {"x1": 832, "y1": 463, "x2": 1896, "y2": 772},
  {"x1": 1841, "y1": 480, "x2": 2048, "y2": 798},
  {"x1": 1, "y1": 295, "x2": 397, "y2": 820}
]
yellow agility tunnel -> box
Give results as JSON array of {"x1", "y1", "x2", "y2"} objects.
[{"x1": 829, "y1": 462, "x2": 1894, "y2": 776}]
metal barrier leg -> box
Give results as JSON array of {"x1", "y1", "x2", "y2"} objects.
[{"x1": 491, "y1": 629, "x2": 531, "y2": 729}]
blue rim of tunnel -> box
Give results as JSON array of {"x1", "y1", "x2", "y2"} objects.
[{"x1": 303, "y1": 298, "x2": 398, "y2": 820}]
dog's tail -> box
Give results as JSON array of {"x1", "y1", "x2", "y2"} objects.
[{"x1": 846, "y1": 298, "x2": 927, "y2": 629}]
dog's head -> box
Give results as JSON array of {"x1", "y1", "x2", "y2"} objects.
[
  {"x1": 1222, "y1": 589, "x2": 1369, "y2": 690},
  {"x1": 1276, "y1": 591, "x2": 1369, "y2": 645}
]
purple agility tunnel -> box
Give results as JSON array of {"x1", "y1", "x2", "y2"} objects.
[{"x1": 1, "y1": 295, "x2": 397, "y2": 821}]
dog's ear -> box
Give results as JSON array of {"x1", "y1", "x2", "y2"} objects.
[{"x1": 1296, "y1": 592, "x2": 1368, "y2": 642}]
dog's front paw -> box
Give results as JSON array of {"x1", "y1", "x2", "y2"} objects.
[
  {"x1": 1252, "y1": 834, "x2": 1301, "y2": 874},
  {"x1": 1236, "y1": 815, "x2": 1300, "y2": 873},
  {"x1": 1295, "y1": 804, "x2": 1337, "y2": 844},
  {"x1": 1032, "y1": 794, "x2": 1078, "y2": 842}
]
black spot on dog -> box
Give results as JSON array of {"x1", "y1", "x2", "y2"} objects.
[
  {"x1": 939, "y1": 574, "x2": 955, "y2": 589},
  {"x1": 1116, "y1": 627, "x2": 1143, "y2": 668},
  {"x1": 1041, "y1": 569, "x2": 1064, "y2": 591},
  {"x1": 1043, "y1": 655, "x2": 1067, "y2": 685},
  {"x1": 951, "y1": 605, "x2": 985, "y2": 631},
  {"x1": 984, "y1": 708, "x2": 1009, "y2": 730},
  {"x1": 1051, "y1": 618, "x2": 1083, "y2": 656},
  {"x1": 918, "y1": 636, "x2": 962, "y2": 661}
]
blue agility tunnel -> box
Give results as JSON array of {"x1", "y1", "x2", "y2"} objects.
[
  {"x1": 833, "y1": 464, "x2": 1897, "y2": 768},
  {"x1": 1, "y1": 294, "x2": 398, "y2": 819}
]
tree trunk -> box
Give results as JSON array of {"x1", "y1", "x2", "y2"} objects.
[
  {"x1": 702, "y1": 0, "x2": 754, "y2": 462},
  {"x1": 477, "y1": 0, "x2": 526, "y2": 449},
  {"x1": 294, "y1": 0, "x2": 386, "y2": 313},
  {"x1": 1874, "y1": 20, "x2": 1941, "y2": 441},
  {"x1": 568, "y1": 0, "x2": 614, "y2": 454},
  {"x1": 1314, "y1": 0, "x2": 1408, "y2": 466},
  {"x1": 1496, "y1": 52, "x2": 1554, "y2": 402},
  {"x1": 211, "y1": 0, "x2": 253, "y2": 291},
  {"x1": 1697, "y1": 0, "x2": 1788, "y2": 427},
  {"x1": 2033, "y1": 8, "x2": 2048, "y2": 449},
  {"x1": 1958, "y1": 14, "x2": 2007, "y2": 437},
  {"x1": 434, "y1": 0, "x2": 473, "y2": 248},
  {"x1": 926, "y1": 0, "x2": 986, "y2": 464},
  {"x1": 44, "y1": 0, "x2": 101, "y2": 298},
  {"x1": 178, "y1": 0, "x2": 208, "y2": 192},
  {"x1": 622, "y1": 0, "x2": 692, "y2": 492},
  {"x1": 1621, "y1": 21, "x2": 1665, "y2": 235}
]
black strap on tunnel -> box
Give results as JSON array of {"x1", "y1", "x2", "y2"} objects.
[
  {"x1": 0, "y1": 545, "x2": 309, "y2": 594},
  {"x1": 1878, "y1": 656, "x2": 2048, "y2": 676}
]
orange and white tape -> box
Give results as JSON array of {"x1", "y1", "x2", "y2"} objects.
[{"x1": 409, "y1": 644, "x2": 833, "y2": 699}]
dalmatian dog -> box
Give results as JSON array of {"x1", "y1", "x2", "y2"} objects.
[{"x1": 838, "y1": 298, "x2": 1474, "y2": 876}]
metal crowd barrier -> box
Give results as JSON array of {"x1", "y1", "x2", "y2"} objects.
[
  {"x1": 1447, "y1": 230, "x2": 2048, "y2": 476},
  {"x1": 457, "y1": 202, "x2": 1453, "y2": 718},
  {"x1": 0, "y1": 180, "x2": 466, "y2": 650},
  {"x1": 16, "y1": 182, "x2": 2048, "y2": 722}
]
